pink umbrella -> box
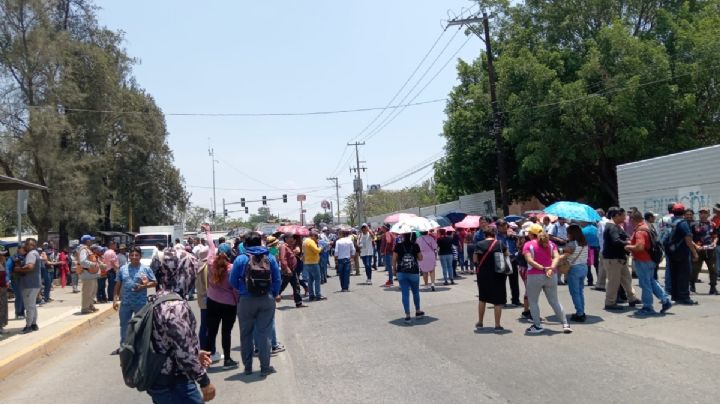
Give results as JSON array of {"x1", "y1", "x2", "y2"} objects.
[
  {"x1": 384, "y1": 212, "x2": 417, "y2": 224},
  {"x1": 276, "y1": 224, "x2": 310, "y2": 236},
  {"x1": 440, "y1": 226, "x2": 455, "y2": 232},
  {"x1": 454, "y1": 215, "x2": 482, "y2": 229}
]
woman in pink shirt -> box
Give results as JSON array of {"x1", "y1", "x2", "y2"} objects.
[
  {"x1": 203, "y1": 224, "x2": 240, "y2": 370},
  {"x1": 417, "y1": 231, "x2": 438, "y2": 291},
  {"x1": 522, "y1": 224, "x2": 572, "y2": 335}
]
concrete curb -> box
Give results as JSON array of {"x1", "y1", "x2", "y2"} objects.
[{"x1": 0, "y1": 305, "x2": 116, "y2": 381}]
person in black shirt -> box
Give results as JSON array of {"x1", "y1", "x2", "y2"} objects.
[
  {"x1": 474, "y1": 227, "x2": 507, "y2": 331},
  {"x1": 437, "y1": 230, "x2": 455, "y2": 286},
  {"x1": 392, "y1": 232, "x2": 425, "y2": 323},
  {"x1": 602, "y1": 207, "x2": 640, "y2": 310}
]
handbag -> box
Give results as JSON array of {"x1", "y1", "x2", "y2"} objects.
[
  {"x1": 475, "y1": 240, "x2": 496, "y2": 274},
  {"x1": 493, "y1": 249, "x2": 513, "y2": 275},
  {"x1": 558, "y1": 246, "x2": 585, "y2": 275}
]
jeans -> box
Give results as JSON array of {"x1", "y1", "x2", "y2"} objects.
[
  {"x1": 397, "y1": 272, "x2": 420, "y2": 314},
  {"x1": 304, "y1": 263, "x2": 322, "y2": 298},
  {"x1": 147, "y1": 381, "x2": 203, "y2": 404},
  {"x1": 13, "y1": 280, "x2": 24, "y2": 316},
  {"x1": 439, "y1": 254, "x2": 453, "y2": 282},
  {"x1": 319, "y1": 256, "x2": 329, "y2": 283},
  {"x1": 567, "y1": 264, "x2": 588, "y2": 315},
  {"x1": 42, "y1": 267, "x2": 52, "y2": 301},
  {"x1": 361, "y1": 255, "x2": 373, "y2": 280},
  {"x1": 458, "y1": 247, "x2": 467, "y2": 271},
  {"x1": 22, "y1": 287, "x2": 40, "y2": 327},
  {"x1": 238, "y1": 295, "x2": 275, "y2": 372},
  {"x1": 96, "y1": 277, "x2": 107, "y2": 301},
  {"x1": 337, "y1": 258, "x2": 351, "y2": 291},
  {"x1": 384, "y1": 253, "x2": 394, "y2": 283},
  {"x1": 107, "y1": 270, "x2": 117, "y2": 301},
  {"x1": 527, "y1": 274, "x2": 567, "y2": 328},
  {"x1": 119, "y1": 303, "x2": 143, "y2": 345},
  {"x1": 634, "y1": 260, "x2": 669, "y2": 310}
]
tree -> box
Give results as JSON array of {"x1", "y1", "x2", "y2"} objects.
[
  {"x1": 344, "y1": 180, "x2": 438, "y2": 225},
  {"x1": 436, "y1": 0, "x2": 720, "y2": 207},
  {"x1": 312, "y1": 212, "x2": 332, "y2": 227}
]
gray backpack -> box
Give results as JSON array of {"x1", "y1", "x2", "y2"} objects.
[{"x1": 119, "y1": 293, "x2": 181, "y2": 391}]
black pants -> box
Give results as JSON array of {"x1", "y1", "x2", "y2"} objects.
[
  {"x1": 205, "y1": 297, "x2": 237, "y2": 358},
  {"x1": 280, "y1": 272, "x2": 303, "y2": 306},
  {"x1": 507, "y1": 258, "x2": 520, "y2": 304},
  {"x1": 669, "y1": 253, "x2": 691, "y2": 301}
]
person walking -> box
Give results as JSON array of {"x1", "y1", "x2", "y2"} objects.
[
  {"x1": 625, "y1": 211, "x2": 672, "y2": 315},
  {"x1": 417, "y1": 231, "x2": 438, "y2": 291},
  {"x1": 334, "y1": 230, "x2": 356, "y2": 291},
  {"x1": 564, "y1": 225, "x2": 589, "y2": 322},
  {"x1": 203, "y1": 224, "x2": 240, "y2": 370},
  {"x1": 382, "y1": 225, "x2": 396, "y2": 287},
  {"x1": 302, "y1": 231, "x2": 325, "y2": 301},
  {"x1": 522, "y1": 224, "x2": 572, "y2": 334},
  {"x1": 392, "y1": 232, "x2": 425, "y2": 323},
  {"x1": 78, "y1": 235, "x2": 102, "y2": 314},
  {"x1": 16, "y1": 238, "x2": 42, "y2": 333},
  {"x1": 437, "y1": 229, "x2": 455, "y2": 285},
  {"x1": 358, "y1": 224, "x2": 374, "y2": 285},
  {"x1": 602, "y1": 208, "x2": 641, "y2": 311},
  {"x1": 474, "y1": 227, "x2": 508, "y2": 331},
  {"x1": 111, "y1": 246, "x2": 156, "y2": 355},
  {"x1": 229, "y1": 232, "x2": 282, "y2": 377},
  {"x1": 278, "y1": 234, "x2": 306, "y2": 307}
]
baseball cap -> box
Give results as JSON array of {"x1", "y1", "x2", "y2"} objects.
[
  {"x1": 671, "y1": 203, "x2": 686, "y2": 215},
  {"x1": 527, "y1": 223, "x2": 545, "y2": 236},
  {"x1": 699, "y1": 207, "x2": 710, "y2": 213},
  {"x1": 80, "y1": 234, "x2": 95, "y2": 243}
]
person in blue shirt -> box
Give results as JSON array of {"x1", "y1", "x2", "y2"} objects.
[
  {"x1": 229, "y1": 232, "x2": 281, "y2": 377},
  {"x1": 582, "y1": 222, "x2": 600, "y2": 287},
  {"x1": 666, "y1": 203, "x2": 699, "y2": 305}
]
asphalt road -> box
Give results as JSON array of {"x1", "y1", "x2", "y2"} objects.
[{"x1": 2, "y1": 265, "x2": 720, "y2": 404}]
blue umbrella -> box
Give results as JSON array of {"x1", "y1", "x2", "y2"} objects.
[
  {"x1": 425, "y1": 215, "x2": 452, "y2": 227},
  {"x1": 441, "y1": 211, "x2": 467, "y2": 224},
  {"x1": 504, "y1": 215, "x2": 524, "y2": 223},
  {"x1": 544, "y1": 201, "x2": 601, "y2": 223}
]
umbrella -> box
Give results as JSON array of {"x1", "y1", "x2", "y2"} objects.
[
  {"x1": 454, "y1": 215, "x2": 482, "y2": 229},
  {"x1": 425, "y1": 215, "x2": 452, "y2": 227},
  {"x1": 440, "y1": 226, "x2": 455, "y2": 232},
  {"x1": 276, "y1": 224, "x2": 310, "y2": 236},
  {"x1": 504, "y1": 215, "x2": 524, "y2": 223},
  {"x1": 543, "y1": 201, "x2": 601, "y2": 223},
  {"x1": 442, "y1": 211, "x2": 467, "y2": 224},
  {"x1": 384, "y1": 212, "x2": 417, "y2": 224},
  {"x1": 389, "y1": 222, "x2": 415, "y2": 234}
]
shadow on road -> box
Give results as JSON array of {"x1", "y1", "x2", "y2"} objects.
[
  {"x1": 224, "y1": 372, "x2": 268, "y2": 384},
  {"x1": 419, "y1": 287, "x2": 451, "y2": 292},
  {"x1": 474, "y1": 327, "x2": 513, "y2": 335},
  {"x1": 388, "y1": 316, "x2": 439, "y2": 327}
]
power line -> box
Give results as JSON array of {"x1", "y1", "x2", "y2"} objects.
[
  {"x1": 23, "y1": 98, "x2": 446, "y2": 117},
  {"x1": 381, "y1": 158, "x2": 441, "y2": 188}
]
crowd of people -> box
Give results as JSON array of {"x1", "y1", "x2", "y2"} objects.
[{"x1": 0, "y1": 200, "x2": 716, "y2": 402}]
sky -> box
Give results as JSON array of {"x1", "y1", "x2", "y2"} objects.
[{"x1": 95, "y1": 0, "x2": 484, "y2": 221}]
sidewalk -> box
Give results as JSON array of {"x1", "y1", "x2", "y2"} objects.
[{"x1": 0, "y1": 283, "x2": 116, "y2": 380}]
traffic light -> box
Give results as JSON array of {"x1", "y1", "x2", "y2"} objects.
[
  {"x1": 223, "y1": 209, "x2": 228, "y2": 217},
  {"x1": 211, "y1": 211, "x2": 216, "y2": 219},
  {"x1": 240, "y1": 198, "x2": 245, "y2": 207},
  {"x1": 282, "y1": 194, "x2": 287, "y2": 203},
  {"x1": 262, "y1": 196, "x2": 267, "y2": 205},
  {"x1": 244, "y1": 207, "x2": 249, "y2": 214}
]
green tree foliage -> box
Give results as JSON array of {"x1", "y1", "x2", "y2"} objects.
[
  {"x1": 344, "y1": 180, "x2": 437, "y2": 225},
  {"x1": 0, "y1": 0, "x2": 187, "y2": 245},
  {"x1": 312, "y1": 212, "x2": 332, "y2": 227},
  {"x1": 436, "y1": 0, "x2": 720, "y2": 207}
]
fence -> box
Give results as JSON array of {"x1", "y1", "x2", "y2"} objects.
[{"x1": 365, "y1": 190, "x2": 496, "y2": 226}]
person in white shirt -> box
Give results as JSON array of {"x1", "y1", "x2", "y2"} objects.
[
  {"x1": 358, "y1": 224, "x2": 375, "y2": 285},
  {"x1": 334, "y1": 231, "x2": 356, "y2": 291}
]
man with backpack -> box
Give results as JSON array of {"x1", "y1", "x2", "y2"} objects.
[
  {"x1": 664, "y1": 203, "x2": 700, "y2": 305},
  {"x1": 229, "y1": 232, "x2": 282, "y2": 377},
  {"x1": 625, "y1": 211, "x2": 672, "y2": 315}
]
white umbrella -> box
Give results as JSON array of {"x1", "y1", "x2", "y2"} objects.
[
  {"x1": 389, "y1": 222, "x2": 415, "y2": 234},
  {"x1": 390, "y1": 217, "x2": 436, "y2": 233}
]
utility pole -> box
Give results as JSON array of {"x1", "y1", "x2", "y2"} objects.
[
  {"x1": 208, "y1": 147, "x2": 217, "y2": 217},
  {"x1": 327, "y1": 177, "x2": 341, "y2": 224},
  {"x1": 347, "y1": 142, "x2": 367, "y2": 225},
  {"x1": 447, "y1": 11, "x2": 510, "y2": 216}
]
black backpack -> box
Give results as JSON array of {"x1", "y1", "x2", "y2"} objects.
[
  {"x1": 245, "y1": 254, "x2": 272, "y2": 296},
  {"x1": 398, "y1": 244, "x2": 419, "y2": 274},
  {"x1": 120, "y1": 293, "x2": 182, "y2": 392},
  {"x1": 661, "y1": 219, "x2": 687, "y2": 256}
]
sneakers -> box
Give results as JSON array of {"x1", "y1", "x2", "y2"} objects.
[
  {"x1": 563, "y1": 325, "x2": 573, "y2": 334},
  {"x1": 21, "y1": 326, "x2": 32, "y2": 334},
  {"x1": 526, "y1": 325, "x2": 545, "y2": 334},
  {"x1": 384, "y1": 280, "x2": 393, "y2": 287},
  {"x1": 366, "y1": 279, "x2": 372, "y2": 285},
  {"x1": 223, "y1": 358, "x2": 239, "y2": 369},
  {"x1": 211, "y1": 352, "x2": 223, "y2": 364},
  {"x1": 443, "y1": 281, "x2": 449, "y2": 286},
  {"x1": 431, "y1": 285, "x2": 436, "y2": 292},
  {"x1": 30, "y1": 324, "x2": 39, "y2": 332},
  {"x1": 404, "y1": 315, "x2": 411, "y2": 323},
  {"x1": 635, "y1": 307, "x2": 657, "y2": 316},
  {"x1": 415, "y1": 311, "x2": 425, "y2": 317},
  {"x1": 660, "y1": 300, "x2": 672, "y2": 314},
  {"x1": 271, "y1": 344, "x2": 286, "y2": 354},
  {"x1": 570, "y1": 314, "x2": 586, "y2": 322},
  {"x1": 521, "y1": 310, "x2": 532, "y2": 320},
  {"x1": 628, "y1": 299, "x2": 642, "y2": 307}
]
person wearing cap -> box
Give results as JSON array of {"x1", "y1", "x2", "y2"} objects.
[
  {"x1": 302, "y1": 230, "x2": 326, "y2": 301},
  {"x1": 0, "y1": 245, "x2": 8, "y2": 334},
  {"x1": 665, "y1": 203, "x2": 699, "y2": 305},
  {"x1": 602, "y1": 207, "x2": 641, "y2": 311},
  {"x1": 78, "y1": 235, "x2": 103, "y2": 314},
  {"x1": 690, "y1": 207, "x2": 717, "y2": 294},
  {"x1": 522, "y1": 224, "x2": 572, "y2": 334}
]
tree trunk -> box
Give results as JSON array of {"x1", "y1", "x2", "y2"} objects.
[{"x1": 103, "y1": 202, "x2": 112, "y2": 230}]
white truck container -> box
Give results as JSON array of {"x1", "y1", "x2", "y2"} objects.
[
  {"x1": 136, "y1": 225, "x2": 185, "y2": 247},
  {"x1": 617, "y1": 145, "x2": 720, "y2": 214}
]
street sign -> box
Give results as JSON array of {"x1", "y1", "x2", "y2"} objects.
[
  {"x1": 18, "y1": 190, "x2": 28, "y2": 214},
  {"x1": 321, "y1": 200, "x2": 331, "y2": 210},
  {"x1": 297, "y1": 194, "x2": 306, "y2": 202}
]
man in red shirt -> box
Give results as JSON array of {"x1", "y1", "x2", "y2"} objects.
[
  {"x1": 625, "y1": 211, "x2": 672, "y2": 315},
  {"x1": 382, "y1": 225, "x2": 396, "y2": 287}
]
